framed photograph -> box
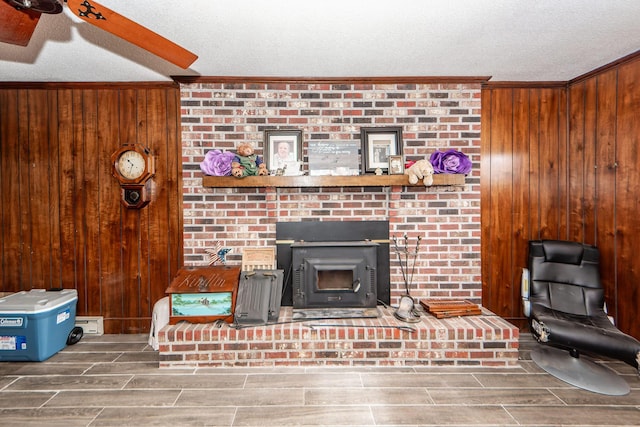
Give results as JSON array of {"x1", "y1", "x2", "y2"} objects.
[
  {"x1": 388, "y1": 155, "x2": 404, "y2": 175},
  {"x1": 307, "y1": 141, "x2": 360, "y2": 176},
  {"x1": 361, "y1": 127, "x2": 403, "y2": 174},
  {"x1": 264, "y1": 129, "x2": 303, "y2": 174}
]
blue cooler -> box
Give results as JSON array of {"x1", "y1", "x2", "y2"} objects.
[{"x1": 0, "y1": 289, "x2": 79, "y2": 362}]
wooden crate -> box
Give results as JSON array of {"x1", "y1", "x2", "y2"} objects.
[
  {"x1": 165, "y1": 266, "x2": 240, "y2": 324},
  {"x1": 420, "y1": 299, "x2": 482, "y2": 319},
  {"x1": 241, "y1": 248, "x2": 276, "y2": 271}
]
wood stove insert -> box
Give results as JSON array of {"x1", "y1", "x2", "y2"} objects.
[
  {"x1": 276, "y1": 221, "x2": 390, "y2": 307},
  {"x1": 291, "y1": 241, "x2": 379, "y2": 319}
]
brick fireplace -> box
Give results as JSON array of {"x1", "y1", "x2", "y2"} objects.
[
  {"x1": 180, "y1": 81, "x2": 482, "y2": 306},
  {"x1": 160, "y1": 80, "x2": 513, "y2": 368}
]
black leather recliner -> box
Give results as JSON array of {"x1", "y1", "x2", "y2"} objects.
[{"x1": 522, "y1": 239, "x2": 640, "y2": 395}]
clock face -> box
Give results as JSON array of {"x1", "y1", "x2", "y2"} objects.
[{"x1": 117, "y1": 150, "x2": 146, "y2": 180}]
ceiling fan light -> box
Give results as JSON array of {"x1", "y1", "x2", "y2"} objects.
[{"x1": 7, "y1": 0, "x2": 63, "y2": 14}]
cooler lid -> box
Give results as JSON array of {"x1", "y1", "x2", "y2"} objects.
[{"x1": 0, "y1": 289, "x2": 78, "y2": 314}]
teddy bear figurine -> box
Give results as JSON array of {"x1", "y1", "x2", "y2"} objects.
[
  {"x1": 231, "y1": 143, "x2": 268, "y2": 178},
  {"x1": 404, "y1": 159, "x2": 434, "y2": 186}
]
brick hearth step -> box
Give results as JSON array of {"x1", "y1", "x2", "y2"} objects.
[{"x1": 158, "y1": 306, "x2": 519, "y2": 368}]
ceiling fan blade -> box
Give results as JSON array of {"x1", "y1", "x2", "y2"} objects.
[
  {"x1": 64, "y1": 0, "x2": 198, "y2": 69},
  {"x1": 7, "y1": 0, "x2": 63, "y2": 14},
  {"x1": 0, "y1": 0, "x2": 42, "y2": 46}
]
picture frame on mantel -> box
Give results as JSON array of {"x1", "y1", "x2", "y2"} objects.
[
  {"x1": 307, "y1": 140, "x2": 360, "y2": 176},
  {"x1": 361, "y1": 127, "x2": 403, "y2": 174},
  {"x1": 388, "y1": 155, "x2": 404, "y2": 175},
  {"x1": 264, "y1": 129, "x2": 303, "y2": 175}
]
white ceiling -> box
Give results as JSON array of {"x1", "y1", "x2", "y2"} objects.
[{"x1": 1, "y1": 0, "x2": 639, "y2": 83}]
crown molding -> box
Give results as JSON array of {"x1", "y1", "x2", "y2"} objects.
[
  {"x1": 0, "y1": 81, "x2": 179, "y2": 89},
  {"x1": 171, "y1": 75, "x2": 491, "y2": 85}
]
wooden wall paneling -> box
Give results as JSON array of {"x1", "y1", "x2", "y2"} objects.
[
  {"x1": 536, "y1": 88, "x2": 563, "y2": 240},
  {"x1": 17, "y1": 91, "x2": 31, "y2": 289},
  {"x1": 567, "y1": 83, "x2": 586, "y2": 242},
  {"x1": 614, "y1": 59, "x2": 640, "y2": 338},
  {"x1": 167, "y1": 86, "x2": 185, "y2": 327},
  {"x1": 132, "y1": 88, "x2": 153, "y2": 332},
  {"x1": 527, "y1": 89, "x2": 542, "y2": 240},
  {"x1": 557, "y1": 88, "x2": 569, "y2": 239},
  {"x1": 96, "y1": 89, "x2": 126, "y2": 332},
  {"x1": 582, "y1": 78, "x2": 598, "y2": 243},
  {"x1": 46, "y1": 90, "x2": 62, "y2": 289},
  {"x1": 26, "y1": 90, "x2": 51, "y2": 289},
  {"x1": 1, "y1": 84, "x2": 193, "y2": 333},
  {"x1": 481, "y1": 88, "x2": 516, "y2": 318},
  {"x1": 593, "y1": 70, "x2": 619, "y2": 323},
  {"x1": 165, "y1": 88, "x2": 184, "y2": 292},
  {"x1": 145, "y1": 89, "x2": 170, "y2": 323},
  {"x1": 481, "y1": 56, "x2": 640, "y2": 338},
  {"x1": 142, "y1": 88, "x2": 171, "y2": 331},
  {"x1": 117, "y1": 88, "x2": 145, "y2": 333},
  {"x1": 57, "y1": 89, "x2": 79, "y2": 295},
  {"x1": 135, "y1": 88, "x2": 151, "y2": 327},
  {"x1": 71, "y1": 89, "x2": 90, "y2": 312},
  {"x1": 480, "y1": 88, "x2": 496, "y2": 311},
  {"x1": 81, "y1": 89, "x2": 103, "y2": 316},
  {"x1": 480, "y1": 85, "x2": 567, "y2": 324},
  {"x1": 479, "y1": 88, "x2": 493, "y2": 312},
  {"x1": 0, "y1": 90, "x2": 21, "y2": 290},
  {"x1": 118, "y1": 205, "x2": 143, "y2": 332},
  {"x1": 510, "y1": 88, "x2": 532, "y2": 320}
]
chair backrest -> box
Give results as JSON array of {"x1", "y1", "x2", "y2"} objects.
[{"x1": 528, "y1": 240, "x2": 605, "y2": 316}]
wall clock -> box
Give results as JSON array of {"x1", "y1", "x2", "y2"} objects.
[
  {"x1": 111, "y1": 143, "x2": 155, "y2": 209},
  {"x1": 116, "y1": 149, "x2": 147, "y2": 181}
]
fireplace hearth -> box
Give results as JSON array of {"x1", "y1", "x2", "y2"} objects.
[{"x1": 291, "y1": 240, "x2": 379, "y2": 319}]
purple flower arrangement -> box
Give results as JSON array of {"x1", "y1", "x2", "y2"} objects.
[
  {"x1": 200, "y1": 150, "x2": 235, "y2": 176},
  {"x1": 429, "y1": 149, "x2": 472, "y2": 174}
]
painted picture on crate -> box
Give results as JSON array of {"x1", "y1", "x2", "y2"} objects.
[{"x1": 170, "y1": 292, "x2": 233, "y2": 317}]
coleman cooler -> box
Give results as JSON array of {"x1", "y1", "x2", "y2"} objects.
[{"x1": 0, "y1": 289, "x2": 82, "y2": 362}]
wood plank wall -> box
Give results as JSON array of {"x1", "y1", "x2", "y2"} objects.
[
  {"x1": 0, "y1": 84, "x2": 184, "y2": 334},
  {"x1": 481, "y1": 54, "x2": 640, "y2": 339}
]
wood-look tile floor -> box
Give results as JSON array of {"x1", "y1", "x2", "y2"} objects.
[{"x1": 0, "y1": 333, "x2": 638, "y2": 426}]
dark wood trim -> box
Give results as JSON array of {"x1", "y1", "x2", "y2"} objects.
[
  {"x1": 570, "y1": 49, "x2": 640, "y2": 85},
  {"x1": 171, "y1": 75, "x2": 492, "y2": 85},
  {"x1": 483, "y1": 81, "x2": 568, "y2": 88},
  {"x1": 0, "y1": 81, "x2": 179, "y2": 89}
]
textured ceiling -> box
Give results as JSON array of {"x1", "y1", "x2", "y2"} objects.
[{"x1": 0, "y1": 0, "x2": 639, "y2": 82}]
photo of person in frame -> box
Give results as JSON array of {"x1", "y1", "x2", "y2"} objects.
[
  {"x1": 272, "y1": 140, "x2": 295, "y2": 169},
  {"x1": 372, "y1": 142, "x2": 390, "y2": 165},
  {"x1": 389, "y1": 156, "x2": 403, "y2": 174}
]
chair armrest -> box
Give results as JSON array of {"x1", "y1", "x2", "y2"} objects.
[
  {"x1": 521, "y1": 267, "x2": 531, "y2": 317},
  {"x1": 603, "y1": 302, "x2": 616, "y2": 325}
]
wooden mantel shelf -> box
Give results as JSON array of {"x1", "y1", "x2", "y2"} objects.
[{"x1": 202, "y1": 174, "x2": 465, "y2": 188}]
